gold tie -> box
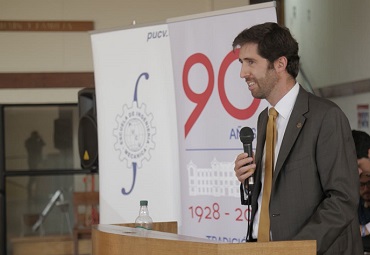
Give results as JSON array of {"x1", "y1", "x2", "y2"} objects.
[{"x1": 258, "y1": 107, "x2": 278, "y2": 242}]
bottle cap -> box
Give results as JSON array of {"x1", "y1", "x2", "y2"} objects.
[{"x1": 140, "y1": 200, "x2": 148, "y2": 206}]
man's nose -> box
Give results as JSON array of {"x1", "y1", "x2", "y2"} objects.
[{"x1": 240, "y1": 65, "x2": 250, "y2": 79}]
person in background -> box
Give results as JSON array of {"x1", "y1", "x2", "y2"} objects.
[
  {"x1": 352, "y1": 130, "x2": 370, "y2": 251},
  {"x1": 352, "y1": 130, "x2": 370, "y2": 174},
  {"x1": 233, "y1": 22, "x2": 362, "y2": 254},
  {"x1": 359, "y1": 173, "x2": 370, "y2": 245},
  {"x1": 25, "y1": 130, "x2": 45, "y2": 170},
  {"x1": 25, "y1": 130, "x2": 45, "y2": 206}
]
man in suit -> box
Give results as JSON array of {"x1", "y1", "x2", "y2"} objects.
[
  {"x1": 233, "y1": 22, "x2": 362, "y2": 255},
  {"x1": 352, "y1": 130, "x2": 370, "y2": 251}
]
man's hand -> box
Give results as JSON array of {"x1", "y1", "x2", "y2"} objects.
[{"x1": 234, "y1": 152, "x2": 256, "y2": 183}]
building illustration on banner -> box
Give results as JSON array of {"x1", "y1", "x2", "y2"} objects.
[
  {"x1": 187, "y1": 159, "x2": 239, "y2": 197},
  {"x1": 113, "y1": 72, "x2": 156, "y2": 195}
]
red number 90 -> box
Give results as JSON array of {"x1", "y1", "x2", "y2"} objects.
[{"x1": 182, "y1": 49, "x2": 260, "y2": 138}]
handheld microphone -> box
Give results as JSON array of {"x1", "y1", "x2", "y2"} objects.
[{"x1": 239, "y1": 127, "x2": 254, "y2": 194}]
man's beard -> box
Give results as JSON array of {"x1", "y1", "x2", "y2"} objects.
[{"x1": 250, "y1": 68, "x2": 278, "y2": 99}]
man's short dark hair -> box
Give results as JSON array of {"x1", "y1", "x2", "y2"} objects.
[
  {"x1": 352, "y1": 130, "x2": 370, "y2": 159},
  {"x1": 232, "y1": 22, "x2": 300, "y2": 79}
]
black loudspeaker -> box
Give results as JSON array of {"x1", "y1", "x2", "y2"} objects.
[{"x1": 78, "y1": 88, "x2": 98, "y2": 169}]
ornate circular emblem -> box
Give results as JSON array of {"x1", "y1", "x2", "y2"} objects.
[{"x1": 113, "y1": 102, "x2": 156, "y2": 168}]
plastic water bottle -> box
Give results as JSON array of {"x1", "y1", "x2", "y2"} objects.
[{"x1": 135, "y1": 200, "x2": 153, "y2": 230}]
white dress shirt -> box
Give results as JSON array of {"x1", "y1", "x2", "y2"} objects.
[{"x1": 252, "y1": 82, "x2": 299, "y2": 239}]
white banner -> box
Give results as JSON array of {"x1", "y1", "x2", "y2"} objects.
[
  {"x1": 168, "y1": 3, "x2": 276, "y2": 241},
  {"x1": 91, "y1": 24, "x2": 181, "y2": 224}
]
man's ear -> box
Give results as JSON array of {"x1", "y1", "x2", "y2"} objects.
[
  {"x1": 367, "y1": 148, "x2": 370, "y2": 158},
  {"x1": 274, "y1": 56, "x2": 288, "y2": 73}
]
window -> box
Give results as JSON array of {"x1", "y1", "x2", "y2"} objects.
[{"x1": 1, "y1": 104, "x2": 98, "y2": 255}]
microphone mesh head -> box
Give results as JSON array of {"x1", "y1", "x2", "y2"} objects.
[{"x1": 239, "y1": 127, "x2": 254, "y2": 144}]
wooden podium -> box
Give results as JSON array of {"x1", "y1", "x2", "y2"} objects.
[{"x1": 92, "y1": 221, "x2": 316, "y2": 255}]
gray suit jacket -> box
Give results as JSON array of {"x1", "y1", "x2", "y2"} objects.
[{"x1": 249, "y1": 86, "x2": 362, "y2": 254}]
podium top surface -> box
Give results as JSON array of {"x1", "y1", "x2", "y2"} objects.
[
  {"x1": 94, "y1": 224, "x2": 217, "y2": 243},
  {"x1": 92, "y1": 223, "x2": 316, "y2": 255}
]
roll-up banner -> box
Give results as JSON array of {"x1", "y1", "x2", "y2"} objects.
[
  {"x1": 90, "y1": 24, "x2": 181, "y2": 224},
  {"x1": 167, "y1": 2, "x2": 276, "y2": 241},
  {"x1": 91, "y1": 1, "x2": 276, "y2": 241}
]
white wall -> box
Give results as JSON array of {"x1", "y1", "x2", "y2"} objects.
[
  {"x1": 283, "y1": 0, "x2": 370, "y2": 133},
  {"x1": 330, "y1": 92, "x2": 370, "y2": 134},
  {"x1": 285, "y1": 0, "x2": 370, "y2": 89},
  {"x1": 0, "y1": 88, "x2": 82, "y2": 103},
  {"x1": 3, "y1": 1, "x2": 368, "y2": 132},
  {"x1": 0, "y1": 0, "x2": 250, "y2": 103}
]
